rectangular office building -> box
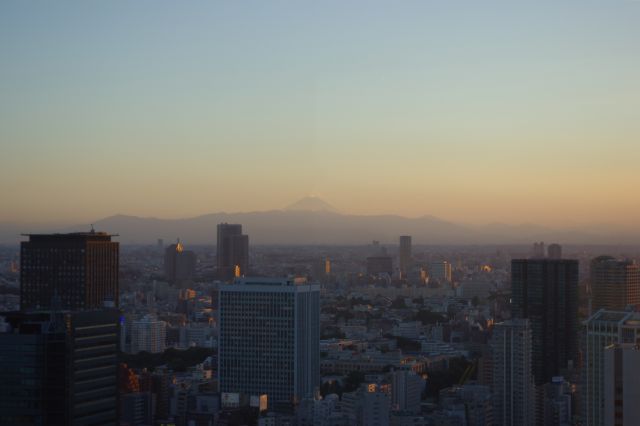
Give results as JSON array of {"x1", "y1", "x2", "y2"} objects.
[{"x1": 218, "y1": 277, "x2": 320, "y2": 405}]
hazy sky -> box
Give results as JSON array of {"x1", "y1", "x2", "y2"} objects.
[{"x1": 1, "y1": 1, "x2": 639, "y2": 227}]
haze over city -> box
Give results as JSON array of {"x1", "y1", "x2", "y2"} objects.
[
  {"x1": 2, "y1": 1, "x2": 640, "y2": 231},
  {"x1": 4, "y1": 2, "x2": 640, "y2": 426}
]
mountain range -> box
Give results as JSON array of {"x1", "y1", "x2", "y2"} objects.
[{"x1": 0, "y1": 197, "x2": 636, "y2": 245}]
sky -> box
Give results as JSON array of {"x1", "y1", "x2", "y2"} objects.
[{"x1": 1, "y1": 1, "x2": 639, "y2": 228}]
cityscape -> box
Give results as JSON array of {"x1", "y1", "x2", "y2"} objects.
[
  {"x1": 2, "y1": 1, "x2": 640, "y2": 426},
  {"x1": 2, "y1": 221, "x2": 640, "y2": 425}
]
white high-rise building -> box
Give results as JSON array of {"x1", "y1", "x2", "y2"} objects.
[
  {"x1": 218, "y1": 277, "x2": 320, "y2": 404},
  {"x1": 583, "y1": 310, "x2": 640, "y2": 426},
  {"x1": 130, "y1": 314, "x2": 166, "y2": 354},
  {"x1": 490, "y1": 319, "x2": 534, "y2": 426}
]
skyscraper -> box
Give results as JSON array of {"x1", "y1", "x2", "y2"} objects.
[
  {"x1": 511, "y1": 259, "x2": 579, "y2": 385},
  {"x1": 490, "y1": 319, "x2": 535, "y2": 426},
  {"x1": 0, "y1": 309, "x2": 120, "y2": 425},
  {"x1": 590, "y1": 256, "x2": 640, "y2": 312},
  {"x1": 603, "y1": 343, "x2": 640, "y2": 426},
  {"x1": 216, "y1": 223, "x2": 249, "y2": 281},
  {"x1": 218, "y1": 277, "x2": 320, "y2": 405},
  {"x1": 582, "y1": 310, "x2": 640, "y2": 426},
  {"x1": 164, "y1": 240, "x2": 196, "y2": 283},
  {"x1": 20, "y1": 232, "x2": 119, "y2": 310},
  {"x1": 399, "y1": 235, "x2": 412, "y2": 278}
]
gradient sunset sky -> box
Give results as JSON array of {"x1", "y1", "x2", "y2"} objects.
[{"x1": 1, "y1": 1, "x2": 639, "y2": 227}]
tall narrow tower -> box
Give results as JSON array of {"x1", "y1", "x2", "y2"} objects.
[
  {"x1": 399, "y1": 235, "x2": 412, "y2": 278},
  {"x1": 216, "y1": 223, "x2": 249, "y2": 281},
  {"x1": 511, "y1": 258, "x2": 579, "y2": 385}
]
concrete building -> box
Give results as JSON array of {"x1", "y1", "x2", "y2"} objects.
[
  {"x1": 342, "y1": 384, "x2": 390, "y2": 426},
  {"x1": 439, "y1": 384, "x2": 493, "y2": 426},
  {"x1": 130, "y1": 314, "x2": 167, "y2": 354},
  {"x1": 542, "y1": 377, "x2": 572, "y2": 426},
  {"x1": 490, "y1": 319, "x2": 534, "y2": 426},
  {"x1": 20, "y1": 232, "x2": 119, "y2": 310},
  {"x1": 121, "y1": 392, "x2": 153, "y2": 426},
  {"x1": 582, "y1": 310, "x2": 640, "y2": 426},
  {"x1": 603, "y1": 344, "x2": 640, "y2": 426},
  {"x1": 391, "y1": 369, "x2": 424, "y2": 414},
  {"x1": 219, "y1": 277, "x2": 320, "y2": 404},
  {"x1": 590, "y1": 257, "x2": 640, "y2": 313}
]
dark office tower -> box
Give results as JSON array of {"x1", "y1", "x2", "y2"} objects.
[
  {"x1": 590, "y1": 256, "x2": 640, "y2": 312},
  {"x1": 511, "y1": 259, "x2": 579, "y2": 386},
  {"x1": 548, "y1": 243, "x2": 562, "y2": 260},
  {"x1": 216, "y1": 223, "x2": 249, "y2": 281},
  {"x1": 20, "y1": 232, "x2": 119, "y2": 311},
  {"x1": 164, "y1": 240, "x2": 197, "y2": 283},
  {"x1": 0, "y1": 309, "x2": 120, "y2": 425},
  {"x1": 399, "y1": 235, "x2": 412, "y2": 278}
]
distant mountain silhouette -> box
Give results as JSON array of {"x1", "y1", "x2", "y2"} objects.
[
  {"x1": 0, "y1": 209, "x2": 636, "y2": 245},
  {"x1": 285, "y1": 196, "x2": 339, "y2": 213}
]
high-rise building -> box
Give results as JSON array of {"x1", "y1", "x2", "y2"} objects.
[
  {"x1": 391, "y1": 369, "x2": 424, "y2": 414},
  {"x1": 542, "y1": 377, "x2": 572, "y2": 426},
  {"x1": 216, "y1": 223, "x2": 249, "y2": 281},
  {"x1": 532, "y1": 242, "x2": 546, "y2": 258},
  {"x1": 590, "y1": 256, "x2": 640, "y2": 312},
  {"x1": 218, "y1": 277, "x2": 320, "y2": 405},
  {"x1": 0, "y1": 309, "x2": 120, "y2": 425},
  {"x1": 548, "y1": 244, "x2": 563, "y2": 260},
  {"x1": 511, "y1": 259, "x2": 579, "y2": 385},
  {"x1": 429, "y1": 261, "x2": 452, "y2": 283},
  {"x1": 399, "y1": 236, "x2": 412, "y2": 278},
  {"x1": 130, "y1": 314, "x2": 167, "y2": 354},
  {"x1": 366, "y1": 256, "x2": 393, "y2": 277},
  {"x1": 490, "y1": 319, "x2": 535, "y2": 426},
  {"x1": 164, "y1": 240, "x2": 197, "y2": 283},
  {"x1": 20, "y1": 232, "x2": 119, "y2": 310},
  {"x1": 120, "y1": 392, "x2": 153, "y2": 426},
  {"x1": 341, "y1": 383, "x2": 390, "y2": 426},
  {"x1": 603, "y1": 343, "x2": 640, "y2": 426},
  {"x1": 582, "y1": 310, "x2": 640, "y2": 426}
]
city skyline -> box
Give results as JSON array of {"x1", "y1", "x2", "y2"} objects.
[{"x1": 1, "y1": 1, "x2": 640, "y2": 229}]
